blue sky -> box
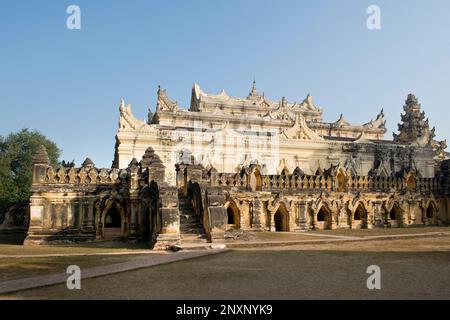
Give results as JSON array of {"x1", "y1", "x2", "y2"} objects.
[{"x1": 1, "y1": 0, "x2": 449, "y2": 167}]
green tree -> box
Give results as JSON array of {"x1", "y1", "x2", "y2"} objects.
[{"x1": 0, "y1": 129, "x2": 60, "y2": 214}]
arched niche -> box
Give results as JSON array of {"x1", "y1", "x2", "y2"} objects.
[
  {"x1": 102, "y1": 202, "x2": 125, "y2": 239},
  {"x1": 274, "y1": 204, "x2": 290, "y2": 232},
  {"x1": 316, "y1": 205, "x2": 332, "y2": 230}
]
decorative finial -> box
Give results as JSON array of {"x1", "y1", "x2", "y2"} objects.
[
  {"x1": 248, "y1": 79, "x2": 258, "y2": 98},
  {"x1": 82, "y1": 157, "x2": 95, "y2": 169},
  {"x1": 119, "y1": 97, "x2": 125, "y2": 110}
]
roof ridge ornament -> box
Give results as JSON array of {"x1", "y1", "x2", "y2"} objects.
[
  {"x1": 298, "y1": 94, "x2": 319, "y2": 111},
  {"x1": 354, "y1": 131, "x2": 374, "y2": 144},
  {"x1": 363, "y1": 108, "x2": 386, "y2": 129},
  {"x1": 282, "y1": 113, "x2": 324, "y2": 141},
  {"x1": 333, "y1": 114, "x2": 351, "y2": 127},
  {"x1": 156, "y1": 86, "x2": 178, "y2": 112}
]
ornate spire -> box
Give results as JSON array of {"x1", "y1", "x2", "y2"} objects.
[
  {"x1": 32, "y1": 145, "x2": 50, "y2": 165},
  {"x1": 393, "y1": 94, "x2": 434, "y2": 146},
  {"x1": 140, "y1": 147, "x2": 164, "y2": 168},
  {"x1": 247, "y1": 79, "x2": 259, "y2": 99}
]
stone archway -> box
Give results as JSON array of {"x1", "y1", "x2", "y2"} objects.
[
  {"x1": 388, "y1": 203, "x2": 403, "y2": 228},
  {"x1": 225, "y1": 202, "x2": 240, "y2": 230},
  {"x1": 425, "y1": 202, "x2": 438, "y2": 225},
  {"x1": 353, "y1": 204, "x2": 368, "y2": 229},
  {"x1": 102, "y1": 205, "x2": 124, "y2": 239},
  {"x1": 317, "y1": 206, "x2": 331, "y2": 230},
  {"x1": 274, "y1": 206, "x2": 289, "y2": 232},
  {"x1": 427, "y1": 206, "x2": 433, "y2": 218}
]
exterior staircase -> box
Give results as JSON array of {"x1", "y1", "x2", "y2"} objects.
[{"x1": 178, "y1": 193, "x2": 208, "y2": 246}]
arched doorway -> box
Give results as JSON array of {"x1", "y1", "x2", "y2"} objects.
[
  {"x1": 226, "y1": 203, "x2": 240, "y2": 229},
  {"x1": 317, "y1": 206, "x2": 331, "y2": 230},
  {"x1": 388, "y1": 204, "x2": 402, "y2": 228},
  {"x1": 427, "y1": 206, "x2": 433, "y2": 218},
  {"x1": 353, "y1": 204, "x2": 367, "y2": 229},
  {"x1": 274, "y1": 207, "x2": 289, "y2": 232},
  {"x1": 103, "y1": 206, "x2": 123, "y2": 239},
  {"x1": 425, "y1": 204, "x2": 436, "y2": 225}
]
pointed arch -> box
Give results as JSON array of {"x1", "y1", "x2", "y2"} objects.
[
  {"x1": 424, "y1": 199, "x2": 439, "y2": 224},
  {"x1": 274, "y1": 201, "x2": 290, "y2": 232},
  {"x1": 316, "y1": 204, "x2": 332, "y2": 230},
  {"x1": 277, "y1": 159, "x2": 290, "y2": 176},
  {"x1": 224, "y1": 199, "x2": 240, "y2": 229},
  {"x1": 249, "y1": 165, "x2": 262, "y2": 191},
  {"x1": 352, "y1": 203, "x2": 368, "y2": 229},
  {"x1": 388, "y1": 202, "x2": 403, "y2": 228},
  {"x1": 101, "y1": 198, "x2": 126, "y2": 239}
]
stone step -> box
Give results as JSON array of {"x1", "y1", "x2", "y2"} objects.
[
  {"x1": 179, "y1": 209, "x2": 195, "y2": 215},
  {"x1": 180, "y1": 216, "x2": 200, "y2": 222},
  {"x1": 180, "y1": 219, "x2": 201, "y2": 224},
  {"x1": 180, "y1": 221, "x2": 202, "y2": 227},
  {"x1": 180, "y1": 237, "x2": 206, "y2": 242},
  {"x1": 181, "y1": 232, "x2": 207, "y2": 238},
  {"x1": 180, "y1": 228, "x2": 204, "y2": 235}
]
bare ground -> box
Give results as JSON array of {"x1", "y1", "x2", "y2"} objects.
[{"x1": 3, "y1": 235, "x2": 450, "y2": 300}]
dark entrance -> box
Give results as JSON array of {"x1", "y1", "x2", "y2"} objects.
[
  {"x1": 103, "y1": 206, "x2": 122, "y2": 239},
  {"x1": 274, "y1": 209, "x2": 288, "y2": 231},
  {"x1": 317, "y1": 207, "x2": 331, "y2": 230},
  {"x1": 426, "y1": 205, "x2": 434, "y2": 219}
]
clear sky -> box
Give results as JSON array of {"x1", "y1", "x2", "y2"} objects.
[{"x1": 1, "y1": 0, "x2": 449, "y2": 167}]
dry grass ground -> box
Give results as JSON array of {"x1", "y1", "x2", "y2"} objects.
[
  {"x1": 0, "y1": 255, "x2": 142, "y2": 282},
  {"x1": 312, "y1": 226, "x2": 450, "y2": 238},
  {"x1": 0, "y1": 241, "x2": 150, "y2": 256},
  {"x1": 3, "y1": 235, "x2": 450, "y2": 300},
  {"x1": 239, "y1": 232, "x2": 329, "y2": 241}
]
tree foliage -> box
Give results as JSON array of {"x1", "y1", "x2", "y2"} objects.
[{"x1": 0, "y1": 129, "x2": 60, "y2": 214}]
